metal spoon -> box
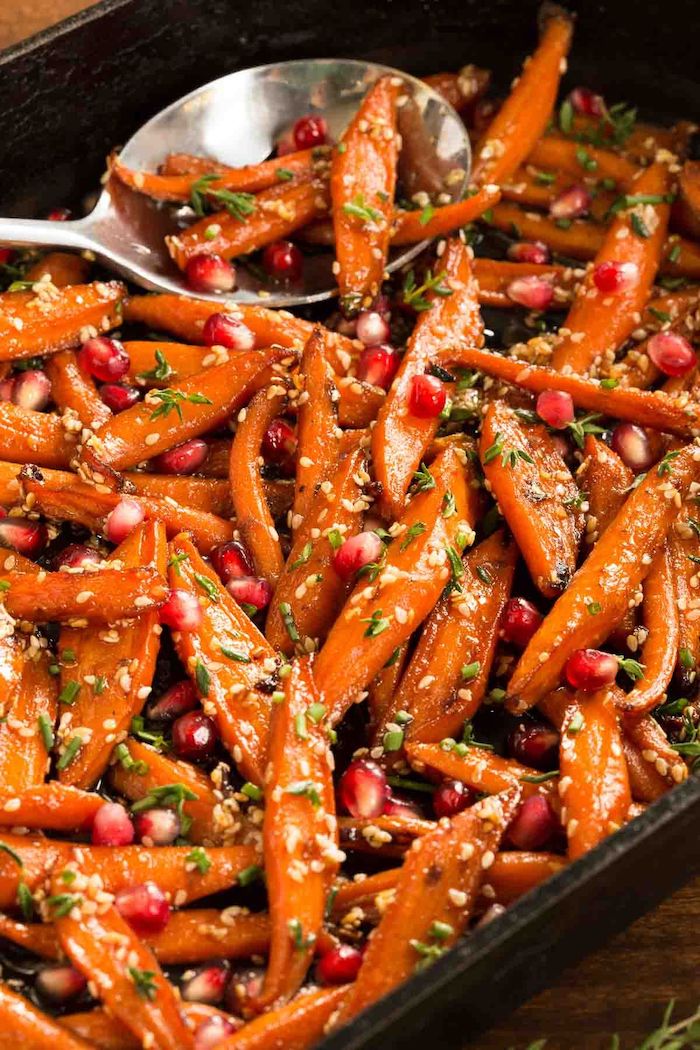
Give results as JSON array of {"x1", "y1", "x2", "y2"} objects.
[{"x1": 0, "y1": 58, "x2": 470, "y2": 307}]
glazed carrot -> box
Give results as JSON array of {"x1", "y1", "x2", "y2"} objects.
[
  {"x1": 230, "y1": 387, "x2": 287, "y2": 585},
  {"x1": 501, "y1": 165, "x2": 617, "y2": 223},
  {"x1": 335, "y1": 374, "x2": 385, "y2": 427},
  {"x1": 0, "y1": 281, "x2": 125, "y2": 362},
  {"x1": 45, "y1": 349, "x2": 112, "y2": 430},
  {"x1": 126, "y1": 340, "x2": 232, "y2": 386},
  {"x1": 674, "y1": 160, "x2": 700, "y2": 239},
  {"x1": 485, "y1": 850, "x2": 566, "y2": 905},
  {"x1": 527, "y1": 135, "x2": 638, "y2": 190},
  {"x1": 220, "y1": 987, "x2": 346, "y2": 1050},
  {"x1": 61, "y1": 1005, "x2": 236, "y2": 1050},
  {"x1": 0, "y1": 565, "x2": 167, "y2": 624},
  {"x1": 256, "y1": 657, "x2": 338, "y2": 1009},
  {"x1": 147, "y1": 909, "x2": 270, "y2": 964},
  {"x1": 127, "y1": 472, "x2": 232, "y2": 517},
  {"x1": 52, "y1": 851, "x2": 195, "y2": 1050},
  {"x1": 669, "y1": 507, "x2": 700, "y2": 690},
  {"x1": 0, "y1": 913, "x2": 59, "y2": 958},
  {"x1": 471, "y1": 5, "x2": 574, "y2": 186},
  {"x1": 0, "y1": 648, "x2": 56, "y2": 791},
  {"x1": 167, "y1": 534, "x2": 275, "y2": 784},
  {"x1": 506, "y1": 443, "x2": 700, "y2": 712},
  {"x1": 472, "y1": 257, "x2": 581, "y2": 309},
  {"x1": 422, "y1": 65, "x2": 491, "y2": 114},
  {"x1": 315, "y1": 447, "x2": 477, "y2": 723},
  {"x1": 0, "y1": 983, "x2": 92, "y2": 1049},
  {"x1": 334, "y1": 789, "x2": 519, "y2": 1025},
  {"x1": 551, "y1": 163, "x2": 672, "y2": 373},
  {"x1": 578, "y1": 434, "x2": 633, "y2": 542},
  {"x1": 405, "y1": 742, "x2": 553, "y2": 800},
  {"x1": 391, "y1": 185, "x2": 501, "y2": 244},
  {"x1": 293, "y1": 328, "x2": 340, "y2": 523},
  {"x1": 378, "y1": 530, "x2": 516, "y2": 744},
  {"x1": 330, "y1": 867, "x2": 401, "y2": 917},
  {"x1": 0, "y1": 784, "x2": 103, "y2": 830},
  {"x1": 622, "y1": 710, "x2": 688, "y2": 788},
  {"x1": 330, "y1": 74, "x2": 401, "y2": 309},
  {"x1": 622, "y1": 734, "x2": 671, "y2": 803},
  {"x1": 373, "y1": 238, "x2": 483, "y2": 517},
  {"x1": 559, "y1": 689, "x2": 631, "y2": 860},
  {"x1": 338, "y1": 814, "x2": 436, "y2": 859},
  {"x1": 0, "y1": 401, "x2": 75, "y2": 467},
  {"x1": 57, "y1": 522, "x2": 166, "y2": 788},
  {"x1": 606, "y1": 293, "x2": 700, "y2": 389},
  {"x1": 367, "y1": 641, "x2": 409, "y2": 730},
  {"x1": 24, "y1": 252, "x2": 91, "y2": 287}
]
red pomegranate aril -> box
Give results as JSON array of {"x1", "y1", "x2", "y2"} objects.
[
  {"x1": 592, "y1": 260, "x2": 638, "y2": 294},
  {"x1": 100, "y1": 382, "x2": 141, "y2": 413},
  {"x1": 356, "y1": 309, "x2": 391, "y2": 347},
  {"x1": 172, "y1": 710, "x2": 219, "y2": 761},
  {"x1": 12, "y1": 369, "x2": 51, "y2": 411},
  {"x1": 508, "y1": 795, "x2": 559, "y2": 850},
  {"x1": 536, "y1": 389, "x2": 575, "y2": 429},
  {"x1": 147, "y1": 680, "x2": 199, "y2": 721},
  {"x1": 0, "y1": 517, "x2": 47, "y2": 556},
  {"x1": 332, "y1": 531, "x2": 384, "y2": 582},
  {"x1": 338, "y1": 759, "x2": 389, "y2": 818},
  {"x1": 408, "y1": 374, "x2": 447, "y2": 418},
  {"x1": 92, "y1": 801, "x2": 134, "y2": 846},
  {"x1": 501, "y1": 598, "x2": 543, "y2": 648},
  {"x1": 610, "y1": 423, "x2": 655, "y2": 473},
  {"x1": 36, "y1": 964, "x2": 87, "y2": 1003},
  {"x1": 195, "y1": 1016, "x2": 240, "y2": 1050},
  {"x1": 202, "y1": 312, "x2": 256, "y2": 351},
  {"x1": 115, "y1": 881, "x2": 171, "y2": 936},
  {"x1": 507, "y1": 240, "x2": 550, "y2": 265},
  {"x1": 565, "y1": 648, "x2": 619, "y2": 691},
  {"x1": 505, "y1": 275, "x2": 554, "y2": 311},
  {"x1": 160, "y1": 588, "x2": 203, "y2": 631},
  {"x1": 0, "y1": 377, "x2": 14, "y2": 401},
  {"x1": 0, "y1": 248, "x2": 14, "y2": 266},
  {"x1": 225, "y1": 968, "x2": 264, "y2": 1014},
  {"x1": 382, "y1": 794, "x2": 423, "y2": 820},
  {"x1": 356, "y1": 343, "x2": 399, "y2": 390},
  {"x1": 262, "y1": 417, "x2": 297, "y2": 470},
  {"x1": 104, "y1": 498, "x2": 145, "y2": 544},
  {"x1": 647, "y1": 331, "x2": 697, "y2": 376},
  {"x1": 262, "y1": 240, "x2": 303, "y2": 281},
  {"x1": 549, "y1": 184, "x2": 591, "y2": 220},
  {"x1": 78, "y1": 336, "x2": 130, "y2": 383},
  {"x1": 507, "y1": 722, "x2": 560, "y2": 770},
  {"x1": 54, "y1": 543, "x2": 104, "y2": 571},
  {"x1": 316, "y1": 944, "x2": 364, "y2": 985},
  {"x1": 152, "y1": 438, "x2": 209, "y2": 475},
  {"x1": 134, "y1": 807, "x2": 182, "y2": 846},
  {"x1": 293, "y1": 114, "x2": 328, "y2": 150},
  {"x1": 432, "y1": 778, "x2": 475, "y2": 819},
  {"x1": 47, "y1": 206, "x2": 71, "y2": 221},
  {"x1": 210, "y1": 540, "x2": 254, "y2": 583},
  {"x1": 569, "y1": 86, "x2": 605, "y2": 117},
  {"x1": 185, "y1": 253, "x2": 236, "y2": 293},
  {"x1": 226, "y1": 575, "x2": 273, "y2": 611},
  {"x1": 182, "y1": 965, "x2": 229, "y2": 1004}
]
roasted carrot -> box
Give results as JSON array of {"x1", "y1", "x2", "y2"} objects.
[
  {"x1": 335, "y1": 374, "x2": 385, "y2": 427},
  {"x1": 0, "y1": 982, "x2": 92, "y2": 1050},
  {"x1": 578, "y1": 434, "x2": 633, "y2": 542},
  {"x1": 0, "y1": 281, "x2": 124, "y2": 362},
  {"x1": 45, "y1": 349, "x2": 112, "y2": 430},
  {"x1": 391, "y1": 185, "x2": 501, "y2": 244},
  {"x1": 0, "y1": 913, "x2": 59, "y2": 958},
  {"x1": 61, "y1": 1005, "x2": 235, "y2": 1050},
  {"x1": 0, "y1": 401, "x2": 75, "y2": 467},
  {"x1": 423, "y1": 65, "x2": 491, "y2": 115},
  {"x1": 674, "y1": 159, "x2": 700, "y2": 240},
  {"x1": 0, "y1": 648, "x2": 56, "y2": 791},
  {"x1": 405, "y1": 741, "x2": 554, "y2": 800},
  {"x1": 24, "y1": 252, "x2": 91, "y2": 288},
  {"x1": 472, "y1": 257, "x2": 581, "y2": 308},
  {"x1": 527, "y1": 135, "x2": 638, "y2": 190},
  {"x1": 622, "y1": 734, "x2": 671, "y2": 803},
  {"x1": 127, "y1": 472, "x2": 232, "y2": 517},
  {"x1": 622, "y1": 710, "x2": 688, "y2": 787},
  {"x1": 367, "y1": 641, "x2": 409, "y2": 731},
  {"x1": 147, "y1": 909, "x2": 270, "y2": 964},
  {"x1": 0, "y1": 784, "x2": 103, "y2": 830},
  {"x1": 669, "y1": 507, "x2": 700, "y2": 691},
  {"x1": 293, "y1": 327, "x2": 340, "y2": 524},
  {"x1": 220, "y1": 987, "x2": 346, "y2": 1050},
  {"x1": 126, "y1": 340, "x2": 233, "y2": 386},
  {"x1": 485, "y1": 850, "x2": 566, "y2": 905}
]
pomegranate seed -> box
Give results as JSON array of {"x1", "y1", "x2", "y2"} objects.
[
  {"x1": 0, "y1": 248, "x2": 14, "y2": 265},
  {"x1": 182, "y1": 965, "x2": 229, "y2": 1004},
  {"x1": 507, "y1": 241, "x2": 550, "y2": 265},
  {"x1": 316, "y1": 944, "x2": 363, "y2": 985},
  {"x1": 0, "y1": 518, "x2": 47, "y2": 556},
  {"x1": 647, "y1": 331, "x2": 697, "y2": 376},
  {"x1": 53, "y1": 543, "x2": 104, "y2": 571},
  {"x1": 356, "y1": 310, "x2": 391, "y2": 347},
  {"x1": 195, "y1": 1017, "x2": 239, "y2": 1050},
  {"x1": 36, "y1": 964, "x2": 87, "y2": 1003},
  {"x1": 564, "y1": 648, "x2": 619, "y2": 691},
  {"x1": 152, "y1": 438, "x2": 209, "y2": 475},
  {"x1": 293, "y1": 114, "x2": 327, "y2": 150},
  {"x1": 185, "y1": 253, "x2": 236, "y2": 293},
  {"x1": 549, "y1": 185, "x2": 591, "y2": 220},
  {"x1": 408, "y1": 374, "x2": 447, "y2": 418},
  {"x1": 172, "y1": 710, "x2": 219, "y2": 761},
  {"x1": 78, "y1": 336, "x2": 130, "y2": 383},
  {"x1": 332, "y1": 531, "x2": 383, "y2": 582},
  {"x1": 160, "y1": 588, "x2": 203, "y2": 631},
  {"x1": 356, "y1": 344, "x2": 399, "y2": 390},
  {"x1": 92, "y1": 801, "x2": 134, "y2": 846},
  {"x1": 508, "y1": 795, "x2": 559, "y2": 850},
  {"x1": 12, "y1": 370, "x2": 51, "y2": 411},
  {"x1": 100, "y1": 382, "x2": 140, "y2": 413},
  {"x1": 501, "y1": 598, "x2": 543, "y2": 648},
  {"x1": 383, "y1": 794, "x2": 423, "y2": 819},
  {"x1": 225, "y1": 968, "x2": 263, "y2": 1014},
  {"x1": 115, "y1": 881, "x2": 171, "y2": 935},
  {"x1": 610, "y1": 423, "x2": 655, "y2": 473},
  {"x1": 202, "y1": 312, "x2": 256, "y2": 350},
  {"x1": 0, "y1": 377, "x2": 14, "y2": 401},
  {"x1": 592, "y1": 260, "x2": 638, "y2": 294},
  {"x1": 104, "y1": 498, "x2": 145, "y2": 544},
  {"x1": 432, "y1": 779, "x2": 475, "y2": 818},
  {"x1": 47, "y1": 206, "x2": 71, "y2": 221},
  {"x1": 505, "y1": 275, "x2": 554, "y2": 311},
  {"x1": 262, "y1": 418, "x2": 297, "y2": 474},
  {"x1": 536, "y1": 389, "x2": 575, "y2": 429},
  {"x1": 507, "y1": 721, "x2": 560, "y2": 769},
  {"x1": 226, "y1": 576, "x2": 272, "y2": 611},
  {"x1": 210, "y1": 540, "x2": 254, "y2": 583},
  {"x1": 262, "y1": 240, "x2": 303, "y2": 281},
  {"x1": 134, "y1": 807, "x2": 182, "y2": 846},
  {"x1": 147, "y1": 680, "x2": 199, "y2": 721},
  {"x1": 569, "y1": 86, "x2": 605, "y2": 117},
  {"x1": 338, "y1": 759, "x2": 389, "y2": 818},
  {"x1": 373, "y1": 293, "x2": 391, "y2": 318}
]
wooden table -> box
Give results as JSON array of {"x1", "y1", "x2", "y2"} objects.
[{"x1": 3, "y1": 3, "x2": 699, "y2": 1047}]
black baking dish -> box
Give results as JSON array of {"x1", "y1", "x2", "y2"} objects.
[{"x1": 1, "y1": 1, "x2": 700, "y2": 1046}]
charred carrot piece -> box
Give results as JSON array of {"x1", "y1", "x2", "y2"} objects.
[
  {"x1": 559, "y1": 689, "x2": 631, "y2": 860},
  {"x1": 315, "y1": 447, "x2": 477, "y2": 724},
  {"x1": 669, "y1": 507, "x2": 700, "y2": 691},
  {"x1": 622, "y1": 709, "x2": 688, "y2": 788},
  {"x1": 24, "y1": 252, "x2": 91, "y2": 287},
  {"x1": 391, "y1": 186, "x2": 501, "y2": 244},
  {"x1": 294, "y1": 328, "x2": 341, "y2": 524},
  {"x1": 0, "y1": 402, "x2": 75, "y2": 467},
  {"x1": 52, "y1": 850, "x2": 195, "y2": 1050},
  {"x1": 255, "y1": 658, "x2": 338, "y2": 1010},
  {"x1": 367, "y1": 641, "x2": 409, "y2": 731},
  {"x1": 57, "y1": 522, "x2": 166, "y2": 788},
  {"x1": 0, "y1": 281, "x2": 124, "y2": 362},
  {"x1": 167, "y1": 534, "x2": 275, "y2": 784},
  {"x1": 334, "y1": 789, "x2": 520, "y2": 1025},
  {"x1": 578, "y1": 434, "x2": 633, "y2": 542},
  {"x1": 527, "y1": 135, "x2": 638, "y2": 190},
  {"x1": 0, "y1": 983, "x2": 92, "y2": 1049},
  {"x1": 472, "y1": 257, "x2": 581, "y2": 309},
  {"x1": 506, "y1": 444, "x2": 700, "y2": 712},
  {"x1": 45, "y1": 349, "x2": 112, "y2": 430},
  {"x1": 378, "y1": 530, "x2": 516, "y2": 745},
  {"x1": 373, "y1": 238, "x2": 483, "y2": 518},
  {"x1": 0, "y1": 784, "x2": 103, "y2": 830},
  {"x1": 146, "y1": 909, "x2": 269, "y2": 964},
  {"x1": 405, "y1": 742, "x2": 553, "y2": 800},
  {"x1": 330, "y1": 75, "x2": 401, "y2": 309},
  {"x1": 471, "y1": 6, "x2": 573, "y2": 186},
  {"x1": 219, "y1": 987, "x2": 346, "y2": 1050},
  {"x1": 0, "y1": 913, "x2": 59, "y2": 958},
  {"x1": 0, "y1": 648, "x2": 56, "y2": 791},
  {"x1": 551, "y1": 163, "x2": 672, "y2": 373}
]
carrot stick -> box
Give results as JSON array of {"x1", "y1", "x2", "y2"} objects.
[
  {"x1": 0, "y1": 281, "x2": 125, "y2": 362},
  {"x1": 668, "y1": 507, "x2": 700, "y2": 691},
  {"x1": 220, "y1": 987, "x2": 346, "y2": 1050},
  {"x1": 472, "y1": 257, "x2": 582, "y2": 309},
  {"x1": 391, "y1": 186, "x2": 501, "y2": 244},
  {"x1": 147, "y1": 909, "x2": 270, "y2": 964},
  {"x1": 622, "y1": 709, "x2": 688, "y2": 787},
  {"x1": 330, "y1": 75, "x2": 401, "y2": 309},
  {"x1": 0, "y1": 401, "x2": 75, "y2": 467},
  {"x1": 621, "y1": 734, "x2": 671, "y2": 802},
  {"x1": 0, "y1": 912, "x2": 59, "y2": 958},
  {"x1": 367, "y1": 641, "x2": 409, "y2": 731},
  {"x1": 127, "y1": 472, "x2": 232, "y2": 517},
  {"x1": 293, "y1": 327, "x2": 341, "y2": 524},
  {"x1": 0, "y1": 983, "x2": 92, "y2": 1049},
  {"x1": 0, "y1": 784, "x2": 103, "y2": 830},
  {"x1": 373, "y1": 238, "x2": 483, "y2": 517},
  {"x1": 45, "y1": 349, "x2": 112, "y2": 430},
  {"x1": 24, "y1": 252, "x2": 91, "y2": 288},
  {"x1": 485, "y1": 850, "x2": 566, "y2": 905},
  {"x1": 527, "y1": 135, "x2": 639, "y2": 190},
  {"x1": 578, "y1": 434, "x2": 633, "y2": 543},
  {"x1": 506, "y1": 443, "x2": 700, "y2": 712},
  {"x1": 0, "y1": 648, "x2": 56, "y2": 791},
  {"x1": 405, "y1": 742, "x2": 554, "y2": 800},
  {"x1": 471, "y1": 5, "x2": 574, "y2": 186},
  {"x1": 126, "y1": 340, "x2": 232, "y2": 386},
  {"x1": 338, "y1": 814, "x2": 436, "y2": 859},
  {"x1": 335, "y1": 374, "x2": 385, "y2": 426}
]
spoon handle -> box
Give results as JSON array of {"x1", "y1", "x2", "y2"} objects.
[{"x1": 0, "y1": 217, "x2": 91, "y2": 252}]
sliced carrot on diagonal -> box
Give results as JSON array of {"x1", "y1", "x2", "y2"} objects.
[
  {"x1": 293, "y1": 327, "x2": 341, "y2": 524},
  {"x1": 391, "y1": 185, "x2": 501, "y2": 244},
  {"x1": 0, "y1": 982, "x2": 93, "y2": 1049},
  {"x1": 45, "y1": 349, "x2": 111, "y2": 430},
  {"x1": 0, "y1": 647, "x2": 56, "y2": 791}
]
